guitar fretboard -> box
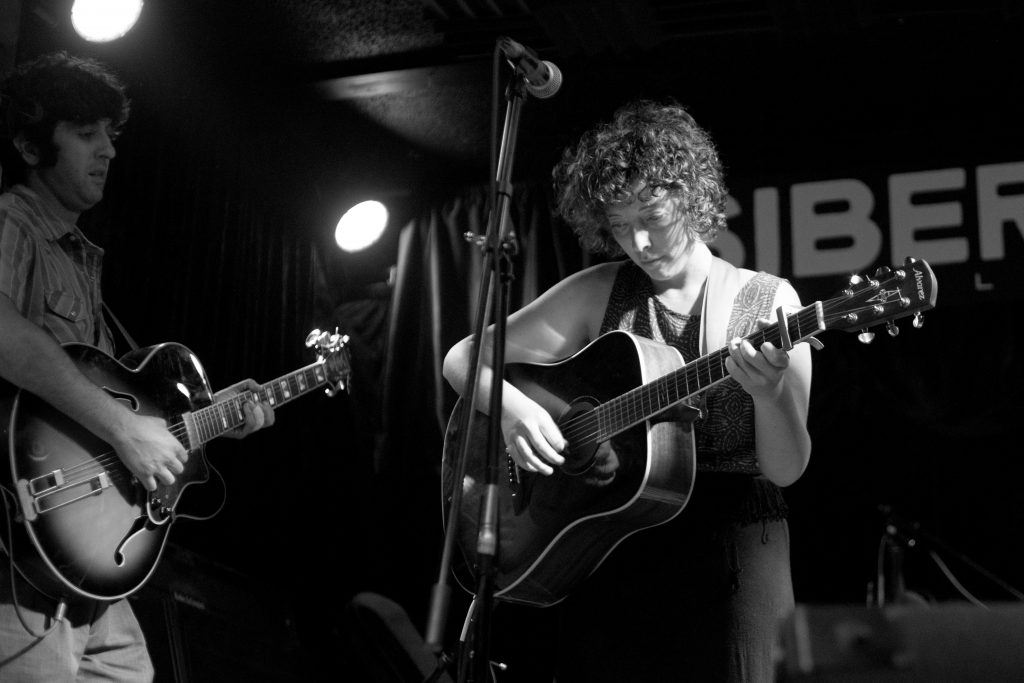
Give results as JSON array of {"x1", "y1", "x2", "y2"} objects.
[
  {"x1": 189, "y1": 361, "x2": 332, "y2": 446},
  {"x1": 592, "y1": 302, "x2": 824, "y2": 441}
]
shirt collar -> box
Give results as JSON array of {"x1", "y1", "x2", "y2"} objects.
[{"x1": 11, "y1": 184, "x2": 97, "y2": 247}]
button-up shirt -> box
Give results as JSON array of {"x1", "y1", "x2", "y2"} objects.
[{"x1": 0, "y1": 185, "x2": 114, "y2": 353}]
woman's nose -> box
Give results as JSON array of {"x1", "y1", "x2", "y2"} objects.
[{"x1": 632, "y1": 228, "x2": 651, "y2": 252}]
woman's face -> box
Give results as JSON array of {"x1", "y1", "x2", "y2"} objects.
[{"x1": 605, "y1": 186, "x2": 696, "y2": 282}]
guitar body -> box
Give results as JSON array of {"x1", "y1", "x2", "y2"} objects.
[
  {"x1": 442, "y1": 331, "x2": 697, "y2": 607},
  {"x1": 1, "y1": 343, "x2": 213, "y2": 601}
]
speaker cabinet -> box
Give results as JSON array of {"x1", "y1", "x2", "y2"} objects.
[
  {"x1": 130, "y1": 544, "x2": 303, "y2": 683},
  {"x1": 777, "y1": 602, "x2": 1024, "y2": 682}
]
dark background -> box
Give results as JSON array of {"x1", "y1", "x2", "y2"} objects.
[{"x1": 2, "y1": 1, "x2": 1022, "y2": 680}]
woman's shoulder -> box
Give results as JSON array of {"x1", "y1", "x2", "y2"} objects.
[
  {"x1": 743, "y1": 269, "x2": 802, "y2": 306},
  {"x1": 578, "y1": 259, "x2": 626, "y2": 279}
]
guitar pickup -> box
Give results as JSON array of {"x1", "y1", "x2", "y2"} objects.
[
  {"x1": 27, "y1": 469, "x2": 66, "y2": 496},
  {"x1": 17, "y1": 472, "x2": 113, "y2": 521}
]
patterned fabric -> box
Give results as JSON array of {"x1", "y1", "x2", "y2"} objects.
[
  {"x1": 0, "y1": 185, "x2": 114, "y2": 352},
  {"x1": 600, "y1": 259, "x2": 782, "y2": 473}
]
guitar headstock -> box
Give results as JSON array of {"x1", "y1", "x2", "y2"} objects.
[
  {"x1": 305, "y1": 328, "x2": 353, "y2": 396},
  {"x1": 822, "y1": 257, "x2": 938, "y2": 342}
]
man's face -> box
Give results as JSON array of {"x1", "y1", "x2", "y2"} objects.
[{"x1": 34, "y1": 119, "x2": 117, "y2": 217}]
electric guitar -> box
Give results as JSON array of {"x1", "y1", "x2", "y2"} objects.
[
  {"x1": 442, "y1": 258, "x2": 938, "y2": 607},
  {"x1": 0, "y1": 329, "x2": 351, "y2": 601}
]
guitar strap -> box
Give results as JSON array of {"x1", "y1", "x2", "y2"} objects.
[
  {"x1": 102, "y1": 302, "x2": 140, "y2": 352},
  {"x1": 698, "y1": 255, "x2": 754, "y2": 356}
]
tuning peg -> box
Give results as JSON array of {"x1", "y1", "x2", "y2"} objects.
[
  {"x1": 327, "y1": 328, "x2": 350, "y2": 348},
  {"x1": 848, "y1": 273, "x2": 864, "y2": 286},
  {"x1": 305, "y1": 328, "x2": 325, "y2": 348},
  {"x1": 913, "y1": 312, "x2": 924, "y2": 329},
  {"x1": 858, "y1": 330, "x2": 875, "y2": 344},
  {"x1": 886, "y1": 321, "x2": 899, "y2": 337},
  {"x1": 874, "y1": 266, "x2": 892, "y2": 279}
]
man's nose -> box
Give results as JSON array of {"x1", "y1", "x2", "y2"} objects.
[{"x1": 98, "y1": 132, "x2": 116, "y2": 159}]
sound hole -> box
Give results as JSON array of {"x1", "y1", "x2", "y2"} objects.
[{"x1": 559, "y1": 399, "x2": 600, "y2": 476}]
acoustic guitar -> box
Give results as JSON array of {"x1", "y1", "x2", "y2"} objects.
[
  {"x1": 0, "y1": 329, "x2": 351, "y2": 601},
  {"x1": 442, "y1": 258, "x2": 937, "y2": 606}
]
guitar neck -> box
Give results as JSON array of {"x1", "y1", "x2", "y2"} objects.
[
  {"x1": 594, "y1": 301, "x2": 824, "y2": 441},
  {"x1": 188, "y1": 360, "x2": 332, "y2": 446}
]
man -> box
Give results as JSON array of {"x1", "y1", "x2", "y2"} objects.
[{"x1": 0, "y1": 52, "x2": 274, "y2": 680}]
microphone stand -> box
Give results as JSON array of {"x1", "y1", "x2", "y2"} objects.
[
  {"x1": 873, "y1": 504, "x2": 1024, "y2": 606},
  {"x1": 424, "y1": 49, "x2": 531, "y2": 683}
]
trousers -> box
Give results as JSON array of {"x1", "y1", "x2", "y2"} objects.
[{"x1": 0, "y1": 562, "x2": 153, "y2": 682}]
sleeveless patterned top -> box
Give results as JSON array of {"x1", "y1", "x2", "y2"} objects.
[{"x1": 599, "y1": 260, "x2": 782, "y2": 474}]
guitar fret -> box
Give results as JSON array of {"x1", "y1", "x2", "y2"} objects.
[{"x1": 185, "y1": 360, "x2": 343, "y2": 446}]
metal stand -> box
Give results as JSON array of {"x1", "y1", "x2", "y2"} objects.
[
  {"x1": 424, "y1": 51, "x2": 532, "y2": 683},
  {"x1": 871, "y1": 504, "x2": 1024, "y2": 607}
]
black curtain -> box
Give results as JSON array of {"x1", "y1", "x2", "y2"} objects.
[
  {"x1": 314, "y1": 180, "x2": 605, "y2": 636},
  {"x1": 379, "y1": 180, "x2": 602, "y2": 474}
]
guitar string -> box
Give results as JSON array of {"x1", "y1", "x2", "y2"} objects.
[
  {"x1": 557, "y1": 310, "x2": 806, "y2": 445},
  {"x1": 40, "y1": 394, "x2": 254, "y2": 488},
  {"x1": 555, "y1": 299, "x2": 889, "y2": 447},
  {"x1": 565, "y1": 298, "x2": 875, "y2": 443},
  {"x1": 37, "y1": 297, "x2": 886, "y2": 485},
  {"x1": 26, "y1": 360, "x2": 344, "y2": 498}
]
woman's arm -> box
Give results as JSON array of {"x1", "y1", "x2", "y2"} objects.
[
  {"x1": 442, "y1": 262, "x2": 617, "y2": 474},
  {"x1": 724, "y1": 280, "x2": 813, "y2": 487}
]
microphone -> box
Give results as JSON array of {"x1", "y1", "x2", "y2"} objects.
[{"x1": 499, "y1": 36, "x2": 563, "y2": 99}]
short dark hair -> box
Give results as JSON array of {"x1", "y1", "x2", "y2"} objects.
[
  {"x1": 552, "y1": 99, "x2": 728, "y2": 256},
  {"x1": 1, "y1": 51, "x2": 129, "y2": 182}
]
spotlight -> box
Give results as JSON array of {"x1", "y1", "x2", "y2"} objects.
[
  {"x1": 71, "y1": 0, "x2": 144, "y2": 43},
  {"x1": 335, "y1": 200, "x2": 389, "y2": 253}
]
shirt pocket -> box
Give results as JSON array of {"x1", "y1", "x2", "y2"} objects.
[{"x1": 45, "y1": 289, "x2": 85, "y2": 322}]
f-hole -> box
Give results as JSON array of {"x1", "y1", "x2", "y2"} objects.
[{"x1": 102, "y1": 387, "x2": 139, "y2": 411}]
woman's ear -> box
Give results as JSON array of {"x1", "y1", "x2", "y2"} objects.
[{"x1": 12, "y1": 133, "x2": 41, "y2": 167}]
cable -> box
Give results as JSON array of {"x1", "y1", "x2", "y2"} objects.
[
  {"x1": 1, "y1": 484, "x2": 67, "y2": 639},
  {"x1": 927, "y1": 550, "x2": 989, "y2": 609}
]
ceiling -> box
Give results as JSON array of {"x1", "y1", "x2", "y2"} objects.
[
  {"x1": 171, "y1": 0, "x2": 1021, "y2": 175},
  {"x1": 11, "y1": 0, "x2": 1024, "y2": 212}
]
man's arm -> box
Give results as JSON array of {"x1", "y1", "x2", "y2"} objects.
[{"x1": 0, "y1": 294, "x2": 188, "y2": 491}]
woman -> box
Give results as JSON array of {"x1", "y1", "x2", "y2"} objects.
[{"x1": 443, "y1": 99, "x2": 812, "y2": 682}]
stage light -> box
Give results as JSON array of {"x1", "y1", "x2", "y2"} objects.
[
  {"x1": 335, "y1": 200, "x2": 389, "y2": 253},
  {"x1": 71, "y1": 0, "x2": 144, "y2": 43}
]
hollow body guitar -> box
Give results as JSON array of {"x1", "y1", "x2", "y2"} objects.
[
  {"x1": 0, "y1": 330, "x2": 350, "y2": 601},
  {"x1": 442, "y1": 258, "x2": 938, "y2": 607}
]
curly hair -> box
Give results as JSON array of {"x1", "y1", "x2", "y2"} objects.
[
  {"x1": 552, "y1": 99, "x2": 728, "y2": 256},
  {"x1": 1, "y1": 51, "x2": 129, "y2": 181}
]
